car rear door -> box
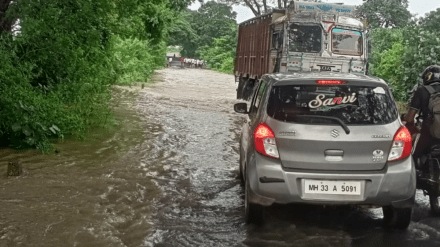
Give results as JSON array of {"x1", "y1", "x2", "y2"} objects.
[{"x1": 265, "y1": 80, "x2": 401, "y2": 172}]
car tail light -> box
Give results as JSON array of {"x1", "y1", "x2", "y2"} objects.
[
  {"x1": 388, "y1": 126, "x2": 412, "y2": 161},
  {"x1": 254, "y1": 123, "x2": 279, "y2": 159},
  {"x1": 316, "y1": 80, "x2": 345, "y2": 85}
]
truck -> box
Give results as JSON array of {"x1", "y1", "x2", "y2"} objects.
[{"x1": 235, "y1": 0, "x2": 368, "y2": 100}]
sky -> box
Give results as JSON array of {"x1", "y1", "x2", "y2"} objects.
[{"x1": 189, "y1": 0, "x2": 440, "y2": 23}]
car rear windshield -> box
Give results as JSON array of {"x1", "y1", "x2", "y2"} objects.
[{"x1": 267, "y1": 84, "x2": 398, "y2": 125}]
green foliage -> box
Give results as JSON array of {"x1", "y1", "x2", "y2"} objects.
[
  {"x1": 112, "y1": 0, "x2": 193, "y2": 41},
  {"x1": 418, "y1": 9, "x2": 440, "y2": 32},
  {"x1": 112, "y1": 37, "x2": 166, "y2": 84},
  {"x1": 368, "y1": 28, "x2": 403, "y2": 75},
  {"x1": 194, "y1": 1, "x2": 236, "y2": 52},
  {"x1": 372, "y1": 40, "x2": 407, "y2": 99},
  {"x1": 0, "y1": 0, "x2": 114, "y2": 150},
  {"x1": 0, "y1": 38, "x2": 112, "y2": 150},
  {"x1": 109, "y1": 0, "x2": 178, "y2": 83},
  {"x1": 168, "y1": 10, "x2": 199, "y2": 57},
  {"x1": 169, "y1": 2, "x2": 236, "y2": 57},
  {"x1": 169, "y1": 1, "x2": 237, "y2": 72},
  {"x1": 220, "y1": 56, "x2": 234, "y2": 73},
  {"x1": 400, "y1": 26, "x2": 440, "y2": 85},
  {"x1": 199, "y1": 26, "x2": 237, "y2": 73},
  {"x1": 356, "y1": 0, "x2": 411, "y2": 28},
  {"x1": 368, "y1": 8, "x2": 440, "y2": 102},
  {"x1": 0, "y1": 0, "x2": 191, "y2": 150}
]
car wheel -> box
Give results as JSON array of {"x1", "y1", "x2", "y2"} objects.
[
  {"x1": 429, "y1": 195, "x2": 440, "y2": 216},
  {"x1": 239, "y1": 143, "x2": 244, "y2": 186},
  {"x1": 382, "y1": 206, "x2": 412, "y2": 230},
  {"x1": 244, "y1": 176, "x2": 264, "y2": 225},
  {"x1": 239, "y1": 163, "x2": 244, "y2": 186}
]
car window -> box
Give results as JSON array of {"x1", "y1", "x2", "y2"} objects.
[
  {"x1": 267, "y1": 84, "x2": 398, "y2": 125},
  {"x1": 250, "y1": 79, "x2": 268, "y2": 114}
]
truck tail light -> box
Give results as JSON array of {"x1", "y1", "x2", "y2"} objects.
[
  {"x1": 254, "y1": 123, "x2": 279, "y2": 159},
  {"x1": 388, "y1": 126, "x2": 412, "y2": 161}
]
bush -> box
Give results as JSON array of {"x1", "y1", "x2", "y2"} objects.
[
  {"x1": 112, "y1": 37, "x2": 167, "y2": 85},
  {"x1": 0, "y1": 36, "x2": 112, "y2": 150},
  {"x1": 0, "y1": 0, "x2": 114, "y2": 150}
]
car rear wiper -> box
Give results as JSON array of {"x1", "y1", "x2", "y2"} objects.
[{"x1": 295, "y1": 115, "x2": 350, "y2": 134}]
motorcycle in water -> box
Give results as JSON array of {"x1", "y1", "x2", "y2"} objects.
[{"x1": 411, "y1": 117, "x2": 440, "y2": 215}]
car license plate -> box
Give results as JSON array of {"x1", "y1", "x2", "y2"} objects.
[
  {"x1": 303, "y1": 179, "x2": 361, "y2": 195},
  {"x1": 320, "y1": 66, "x2": 333, "y2": 71}
]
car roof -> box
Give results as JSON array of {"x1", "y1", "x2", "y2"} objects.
[{"x1": 262, "y1": 72, "x2": 388, "y2": 87}]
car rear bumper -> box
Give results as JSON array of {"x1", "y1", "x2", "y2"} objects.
[{"x1": 247, "y1": 154, "x2": 416, "y2": 208}]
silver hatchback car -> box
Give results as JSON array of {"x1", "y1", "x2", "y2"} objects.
[{"x1": 234, "y1": 73, "x2": 416, "y2": 229}]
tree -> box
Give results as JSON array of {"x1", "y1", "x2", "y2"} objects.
[
  {"x1": 199, "y1": 22, "x2": 237, "y2": 73},
  {"x1": 194, "y1": 1, "x2": 236, "y2": 51},
  {"x1": 368, "y1": 28, "x2": 404, "y2": 74},
  {"x1": 417, "y1": 8, "x2": 440, "y2": 33},
  {"x1": 371, "y1": 33, "x2": 406, "y2": 99},
  {"x1": 0, "y1": 0, "x2": 194, "y2": 149},
  {"x1": 367, "y1": 8, "x2": 440, "y2": 102},
  {"x1": 0, "y1": 0, "x2": 14, "y2": 33},
  {"x1": 218, "y1": 0, "x2": 290, "y2": 16},
  {"x1": 356, "y1": 0, "x2": 412, "y2": 28},
  {"x1": 168, "y1": 1, "x2": 236, "y2": 58},
  {"x1": 168, "y1": 10, "x2": 199, "y2": 57}
]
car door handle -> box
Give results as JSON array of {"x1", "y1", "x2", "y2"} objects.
[{"x1": 324, "y1": 150, "x2": 344, "y2": 156}]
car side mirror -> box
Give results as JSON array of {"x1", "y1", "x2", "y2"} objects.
[{"x1": 234, "y1": 103, "x2": 248, "y2": 114}]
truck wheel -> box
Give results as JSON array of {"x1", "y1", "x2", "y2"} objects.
[
  {"x1": 429, "y1": 195, "x2": 440, "y2": 216},
  {"x1": 243, "y1": 79, "x2": 255, "y2": 101},
  {"x1": 382, "y1": 206, "x2": 412, "y2": 230},
  {"x1": 237, "y1": 78, "x2": 245, "y2": 99},
  {"x1": 245, "y1": 176, "x2": 264, "y2": 224}
]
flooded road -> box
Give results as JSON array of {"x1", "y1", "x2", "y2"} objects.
[{"x1": 1, "y1": 67, "x2": 440, "y2": 247}]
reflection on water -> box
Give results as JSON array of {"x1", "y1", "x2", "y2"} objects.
[
  {"x1": 1, "y1": 68, "x2": 440, "y2": 247},
  {"x1": 0, "y1": 87, "x2": 158, "y2": 247}
]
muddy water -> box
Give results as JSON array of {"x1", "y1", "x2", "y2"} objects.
[{"x1": 1, "y1": 68, "x2": 440, "y2": 247}]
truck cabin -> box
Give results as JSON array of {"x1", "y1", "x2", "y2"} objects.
[
  {"x1": 281, "y1": 1, "x2": 367, "y2": 74},
  {"x1": 289, "y1": 23, "x2": 363, "y2": 56},
  {"x1": 234, "y1": 1, "x2": 368, "y2": 100}
]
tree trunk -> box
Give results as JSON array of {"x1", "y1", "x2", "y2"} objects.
[
  {"x1": 243, "y1": 0, "x2": 260, "y2": 16},
  {"x1": 252, "y1": 0, "x2": 261, "y2": 16},
  {"x1": 277, "y1": 0, "x2": 282, "y2": 9},
  {"x1": 0, "y1": 0, "x2": 13, "y2": 33}
]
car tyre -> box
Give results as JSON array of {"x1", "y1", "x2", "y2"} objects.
[
  {"x1": 239, "y1": 163, "x2": 244, "y2": 186},
  {"x1": 245, "y1": 176, "x2": 264, "y2": 225},
  {"x1": 382, "y1": 206, "x2": 412, "y2": 230},
  {"x1": 429, "y1": 195, "x2": 440, "y2": 216},
  {"x1": 238, "y1": 143, "x2": 244, "y2": 186}
]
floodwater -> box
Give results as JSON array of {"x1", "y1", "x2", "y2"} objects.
[{"x1": 1, "y1": 67, "x2": 440, "y2": 247}]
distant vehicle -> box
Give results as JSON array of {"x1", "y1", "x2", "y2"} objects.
[
  {"x1": 234, "y1": 73, "x2": 415, "y2": 229},
  {"x1": 235, "y1": 0, "x2": 368, "y2": 100}
]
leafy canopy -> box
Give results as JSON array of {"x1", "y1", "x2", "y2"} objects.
[{"x1": 356, "y1": 0, "x2": 412, "y2": 28}]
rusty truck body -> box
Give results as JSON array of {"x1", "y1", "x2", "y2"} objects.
[{"x1": 235, "y1": 0, "x2": 368, "y2": 100}]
